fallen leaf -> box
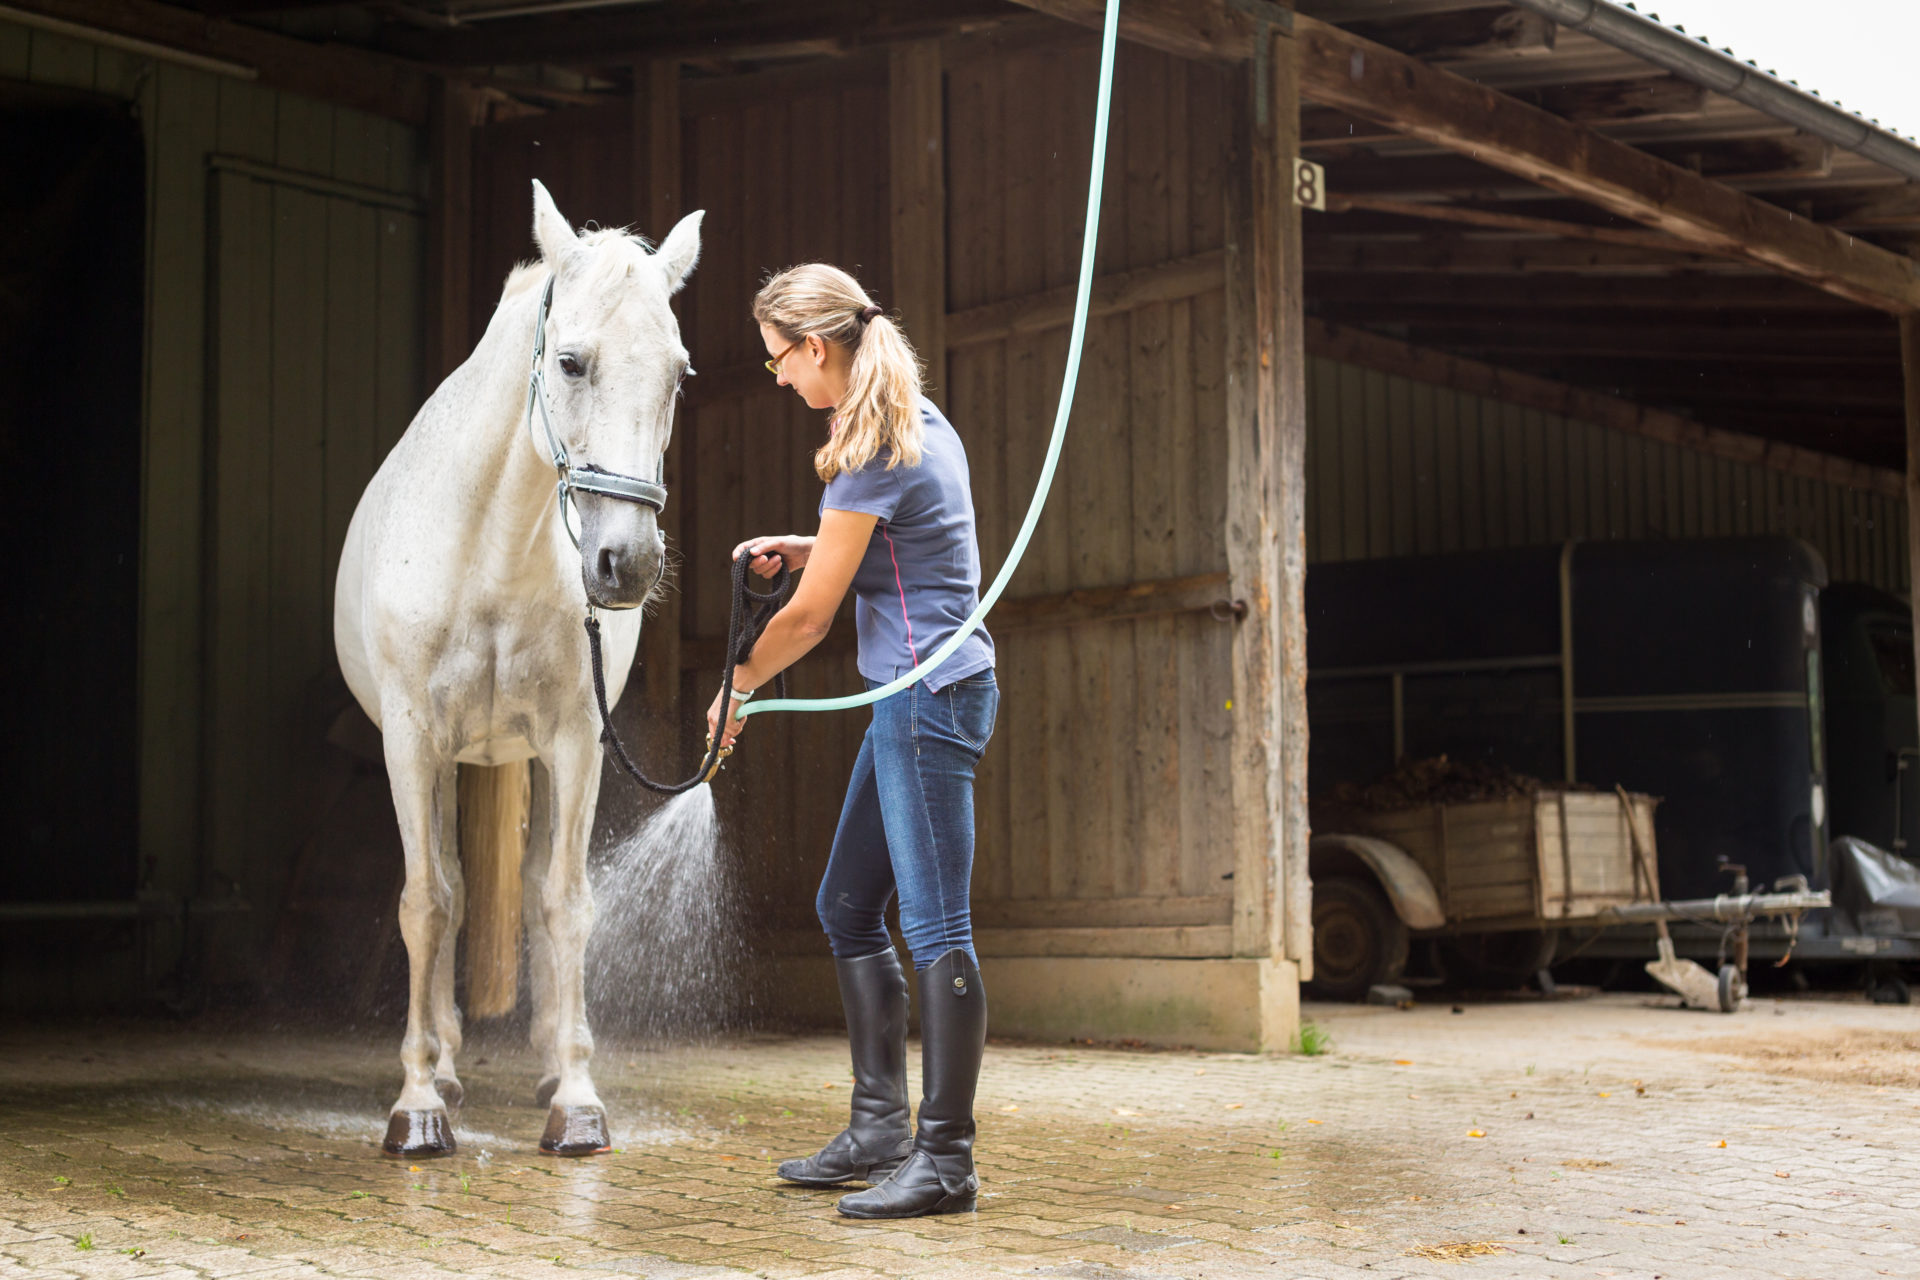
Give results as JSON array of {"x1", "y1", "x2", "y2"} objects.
[
  {"x1": 1467, "y1": 1130, "x2": 1486, "y2": 1138},
  {"x1": 1562, "y1": 1158, "x2": 1611, "y2": 1170},
  {"x1": 1717, "y1": 1140, "x2": 1727, "y2": 1148},
  {"x1": 1194, "y1": 1068, "x2": 1206, "y2": 1076},
  {"x1": 1307, "y1": 1119, "x2": 1324, "y2": 1125},
  {"x1": 999, "y1": 1104, "x2": 1020, "y2": 1113},
  {"x1": 409, "y1": 1166, "x2": 421, "y2": 1173},
  {"x1": 1224, "y1": 1103, "x2": 1243, "y2": 1111},
  {"x1": 1113, "y1": 1108, "x2": 1140, "y2": 1117},
  {"x1": 1394, "y1": 1059, "x2": 1413, "y2": 1066},
  {"x1": 1775, "y1": 1170, "x2": 1791, "y2": 1178},
  {"x1": 1598, "y1": 1092, "x2": 1613, "y2": 1098},
  {"x1": 821, "y1": 1083, "x2": 836, "y2": 1089}
]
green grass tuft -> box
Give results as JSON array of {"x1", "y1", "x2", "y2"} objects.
[
  {"x1": 75, "y1": 1234, "x2": 93, "y2": 1252},
  {"x1": 1291, "y1": 1022, "x2": 1333, "y2": 1056}
]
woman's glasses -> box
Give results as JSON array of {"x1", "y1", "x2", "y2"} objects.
[{"x1": 765, "y1": 337, "x2": 803, "y2": 375}]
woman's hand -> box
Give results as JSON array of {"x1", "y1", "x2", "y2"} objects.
[
  {"x1": 706, "y1": 683, "x2": 748, "y2": 749},
  {"x1": 731, "y1": 535, "x2": 814, "y2": 578}
]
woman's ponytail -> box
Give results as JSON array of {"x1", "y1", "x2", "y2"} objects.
[{"x1": 752, "y1": 264, "x2": 924, "y2": 481}]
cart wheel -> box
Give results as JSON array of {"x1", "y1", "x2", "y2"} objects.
[
  {"x1": 1308, "y1": 877, "x2": 1409, "y2": 1003},
  {"x1": 1716, "y1": 963, "x2": 1745, "y2": 1013}
]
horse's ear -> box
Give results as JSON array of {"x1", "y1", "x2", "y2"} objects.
[
  {"x1": 653, "y1": 210, "x2": 704, "y2": 294},
  {"x1": 531, "y1": 180, "x2": 578, "y2": 262}
]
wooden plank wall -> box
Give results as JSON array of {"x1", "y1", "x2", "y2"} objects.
[
  {"x1": 941, "y1": 39, "x2": 1243, "y2": 951},
  {"x1": 205, "y1": 168, "x2": 424, "y2": 967},
  {"x1": 1304, "y1": 354, "x2": 1911, "y2": 594},
  {"x1": 0, "y1": 18, "x2": 426, "y2": 981}
]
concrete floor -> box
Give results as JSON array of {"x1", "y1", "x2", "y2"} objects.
[{"x1": 3, "y1": 992, "x2": 1918, "y2": 1279}]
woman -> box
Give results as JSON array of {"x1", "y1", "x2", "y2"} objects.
[{"x1": 707, "y1": 263, "x2": 998, "y2": 1220}]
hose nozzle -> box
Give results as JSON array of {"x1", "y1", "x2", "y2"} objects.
[{"x1": 702, "y1": 734, "x2": 734, "y2": 784}]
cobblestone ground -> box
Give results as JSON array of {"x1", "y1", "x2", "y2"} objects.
[{"x1": 3, "y1": 993, "x2": 1918, "y2": 1279}]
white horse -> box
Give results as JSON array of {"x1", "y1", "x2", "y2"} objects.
[{"x1": 334, "y1": 181, "x2": 702, "y2": 1157}]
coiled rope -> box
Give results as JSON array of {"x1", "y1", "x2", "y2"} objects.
[{"x1": 586, "y1": 547, "x2": 789, "y2": 794}]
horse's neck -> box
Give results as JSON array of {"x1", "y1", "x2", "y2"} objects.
[{"x1": 444, "y1": 286, "x2": 565, "y2": 571}]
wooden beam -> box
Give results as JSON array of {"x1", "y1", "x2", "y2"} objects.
[
  {"x1": 1309, "y1": 317, "x2": 1905, "y2": 498},
  {"x1": 1011, "y1": 0, "x2": 1920, "y2": 309},
  {"x1": 1224, "y1": 28, "x2": 1309, "y2": 974},
  {"x1": 1288, "y1": 15, "x2": 1920, "y2": 312},
  {"x1": 1325, "y1": 194, "x2": 1702, "y2": 254},
  {"x1": 1523, "y1": 74, "x2": 1708, "y2": 125},
  {"x1": 634, "y1": 58, "x2": 685, "y2": 723},
  {"x1": 1346, "y1": 6, "x2": 1554, "y2": 61},
  {"x1": 676, "y1": 570, "x2": 1237, "y2": 670},
  {"x1": 1000, "y1": 0, "x2": 1258, "y2": 62},
  {"x1": 1305, "y1": 233, "x2": 1746, "y2": 274},
  {"x1": 386, "y1": 0, "x2": 1018, "y2": 70},
  {"x1": 1906, "y1": 317, "x2": 1920, "y2": 753},
  {"x1": 990, "y1": 571, "x2": 1233, "y2": 632},
  {"x1": 1304, "y1": 271, "x2": 1854, "y2": 311},
  {"x1": 2, "y1": 0, "x2": 430, "y2": 123},
  {"x1": 889, "y1": 40, "x2": 947, "y2": 389},
  {"x1": 946, "y1": 250, "x2": 1225, "y2": 348}
]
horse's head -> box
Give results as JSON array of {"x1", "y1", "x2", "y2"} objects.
[{"x1": 530, "y1": 179, "x2": 702, "y2": 610}]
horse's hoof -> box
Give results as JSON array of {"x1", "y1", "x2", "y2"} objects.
[
  {"x1": 540, "y1": 1105, "x2": 611, "y2": 1156},
  {"x1": 433, "y1": 1077, "x2": 464, "y2": 1110},
  {"x1": 534, "y1": 1075, "x2": 559, "y2": 1109},
  {"x1": 383, "y1": 1109, "x2": 456, "y2": 1157}
]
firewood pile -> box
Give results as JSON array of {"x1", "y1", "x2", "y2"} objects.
[{"x1": 1316, "y1": 754, "x2": 1573, "y2": 815}]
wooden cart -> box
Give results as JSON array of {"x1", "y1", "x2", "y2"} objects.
[{"x1": 1309, "y1": 789, "x2": 1662, "y2": 998}]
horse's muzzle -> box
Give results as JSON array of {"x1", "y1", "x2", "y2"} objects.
[{"x1": 579, "y1": 500, "x2": 664, "y2": 610}]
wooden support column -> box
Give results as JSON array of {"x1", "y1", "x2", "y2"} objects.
[
  {"x1": 1225, "y1": 27, "x2": 1311, "y2": 977},
  {"x1": 426, "y1": 77, "x2": 480, "y2": 383},
  {"x1": 889, "y1": 40, "x2": 947, "y2": 386},
  {"x1": 459, "y1": 760, "x2": 530, "y2": 1019},
  {"x1": 635, "y1": 58, "x2": 686, "y2": 718},
  {"x1": 1904, "y1": 316, "x2": 1920, "y2": 754}
]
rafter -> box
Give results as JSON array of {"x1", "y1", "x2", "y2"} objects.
[{"x1": 1008, "y1": 0, "x2": 1920, "y2": 312}]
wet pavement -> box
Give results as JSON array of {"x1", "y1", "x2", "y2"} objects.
[{"x1": 3, "y1": 992, "x2": 1918, "y2": 1279}]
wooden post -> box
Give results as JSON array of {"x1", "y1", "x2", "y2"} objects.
[
  {"x1": 635, "y1": 58, "x2": 686, "y2": 719},
  {"x1": 889, "y1": 39, "x2": 946, "y2": 389},
  {"x1": 1225, "y1": 27, "x2": 1311, "y2": 978},
  {"x1": 426, "y1": 77, "x2": 479, "y2": 382},
  {"x1": 459, "y1": 761, "x2": 530, "y2": 1020},
  {"x1": 1903, "y1": 316, "x2": 1920, "y2": 757}
]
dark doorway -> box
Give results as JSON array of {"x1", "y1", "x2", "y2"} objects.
[{"x1": 0, "y1": 88, "x2": 145, "y2": 901}]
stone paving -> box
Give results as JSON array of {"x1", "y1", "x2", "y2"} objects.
[{"x1": 3, "y1": 993, "x2": 1918, "y2": 1279}]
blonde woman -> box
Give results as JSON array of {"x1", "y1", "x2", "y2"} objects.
[{"x1": 706, "y1": 264, "x2": 997, "y2": 1219}]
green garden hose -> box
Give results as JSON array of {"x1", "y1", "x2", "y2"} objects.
[{"x1": 740, "y1": 0, "x2": 1123, "y2": 721}]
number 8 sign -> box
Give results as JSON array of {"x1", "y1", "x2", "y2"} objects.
[{"x1": 1293, "y1": 158, "x2": 1326, "y2": 211}]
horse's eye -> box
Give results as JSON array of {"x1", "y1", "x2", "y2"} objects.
[{"x1": 558, "y1": 353, "x2": 585, "y2": 378}]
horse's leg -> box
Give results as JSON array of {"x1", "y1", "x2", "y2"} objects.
[
  {"x1": 522, "y1": 759, "x2": 562, "y2": 1107},
  {"x1": 427, "y1": 776, "x2": 467, "y2": 1110},
  {"x1": 538, "y1": 732, "x2": 611, "y2": 1156},
  {"x1": 381, "y1": 726, "x2": 459, "y2": 1157}
]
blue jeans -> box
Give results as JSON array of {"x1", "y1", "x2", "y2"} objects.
[{"x1": 816, "y1": 672, "x2": 999, "y2": 971}]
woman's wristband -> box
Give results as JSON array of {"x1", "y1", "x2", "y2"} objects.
[{"x1": 728, "y1": 685, "x2": 756, "y2": 704}]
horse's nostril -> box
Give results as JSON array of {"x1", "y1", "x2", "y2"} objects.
[{"x1": 597, "y1": 546, "x2": 619, "y2": 588}]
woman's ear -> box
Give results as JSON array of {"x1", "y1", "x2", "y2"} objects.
[{"x1": 808, "y1": 335, "x2": 828, "y2": 366}]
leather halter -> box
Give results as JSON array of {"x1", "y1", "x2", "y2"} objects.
[{"x1": 525, "y1": 275, "x2": 669, "y2": 548}]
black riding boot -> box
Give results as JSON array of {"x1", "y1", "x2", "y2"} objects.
[
  {"x1": 777, "y1": 948, "x2": 913, "y2": 1187},
  {"x1": 837, "y1": 948, "x2": 985, "y2": 1218}
]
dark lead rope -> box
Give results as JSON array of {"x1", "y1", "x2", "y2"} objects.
[{"x1": 586, "y1": 547, "x2": 792, "y2": 794}]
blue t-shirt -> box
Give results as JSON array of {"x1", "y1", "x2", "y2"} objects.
[{"x1": 819, "y1": 398, "x2": 995, "y2": 693}]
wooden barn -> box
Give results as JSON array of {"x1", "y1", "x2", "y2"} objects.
[{"x1": 6, "y1": 0, "x2": 1918, "y2": 1050}]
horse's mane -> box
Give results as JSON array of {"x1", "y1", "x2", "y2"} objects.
[{"x1": 497, "y1": 227, "x2": 656, "y2": 307}]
